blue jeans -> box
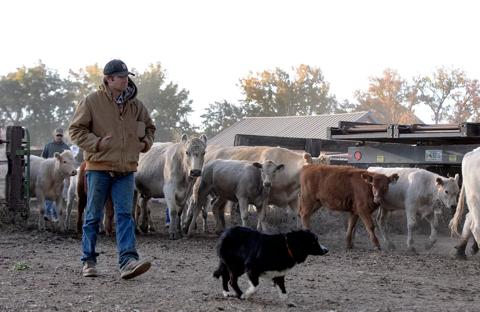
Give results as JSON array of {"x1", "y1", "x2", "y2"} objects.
[
  {"x1": 81, "y1": 171, "x2": 138, "y2": 269},
  {"x1": 44, "y1": 200, "x2": 57, "y2": 220}
]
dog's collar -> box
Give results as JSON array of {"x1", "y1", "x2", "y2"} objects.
[{"x1": 284, "y1": 235, "x2": 294, "y2": 260}]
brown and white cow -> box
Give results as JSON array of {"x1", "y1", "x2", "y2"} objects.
[
  {"x1": 29, "y1": 150, "x2": 77, "y2": 231},
  {"x1": 135, "y1": 134, "x2": 207, "y2": 239},
  {"x1": 299, "y1": 164, "x2": 398, "y2": 250}
]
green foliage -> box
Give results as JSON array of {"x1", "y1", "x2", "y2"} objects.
[
  {"x1": 200, "y1": 100, "x2": 245, "y2": 137},
  {"x1": 13, "y1": 261, "x2": 29, "y2": 271},
  {"x1": 135, "y1": 63, "x2": 195, "y2": 141},
  {"x1": 239, "y1": 65, "x2": 340, "y2": 117},
  {"x1": 0, "y1": 61, "x2": 76, "y2": 145}
]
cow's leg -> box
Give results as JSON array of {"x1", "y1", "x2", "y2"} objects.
[
  {"x1": 376, "y1": 207, "x2": 395, "y2": 250},
  {"x1": 201, "y1": 203, "x2": 209, "y2": 233},
  {"x1": 453, "y1": 212, "x2": 473, "y2": 259},
  {"x1": 164, "y1": 186, "x2": 182, "y2": 240},
  {"x1": 55, "y1": 196, "x2": 64, "y2": 233},
  {"x1": 299, "y1": 197, "x2": 319, "y2": 230},
  {"x1": 405, "y1": 204, "x2": 417, "y2": 253},
  {"x1": 256, "y1": 198, "x2": 269, "y2": 232},
  {"x1": 65, "y1": 188, "x2": 75, "y2": 232},
  {"x1": 424, "y1": 211, "x2": 439, "y2": 250},
  {"x1": 272, "y1": 276, "x2": 288, "y2": 301},
  {"x1": 138, "y1": 196, "x2": 151, "y2": 234},
  {"x1": 243, "y1": 269, "x2": 260, "y2": 299},
  {"x1": 357, "y1": 210, "x2": 381, "y2": 251},
  {"x1": 346, "y1": 213, "x2": 359, "y2": 249},
  {"x1": 37, "y1": 190, "x2": 46, "y2": 231},
  {"x1": 212, "y1": 198, "x2": 227, "y2": 235},
  {"x1": 76, "y1": 186, "x2": 87, "y2": 235},
  {"x1": 238, "y1": 198, "x2": 249, "y2": 228},
  {"x1": 104, "y1": 196, "x2": 114, "y2": 236},
  {"x1": 187, "y1": 196, "x2": 206, "y2": 237}
]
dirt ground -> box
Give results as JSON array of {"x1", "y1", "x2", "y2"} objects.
[{"x1": 1, "y1": 202, "x2": 479, "y2": 312}]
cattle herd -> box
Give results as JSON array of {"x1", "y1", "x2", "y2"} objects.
[{"x1": 26, "y1": 135, "x2": 480, "y2": 300}]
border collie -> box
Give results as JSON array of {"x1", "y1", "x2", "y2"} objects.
[{"x1": 213, "y1": 226, "x2": 328, "y2": 299}]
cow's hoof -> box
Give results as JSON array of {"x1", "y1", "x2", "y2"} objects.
[
  {"x1": 424, "y1": 241, "x2": 436, "y2": 250},
  {"x1": 451, "y1": 251, "x2": 467, "y2": 260},
  {"x1": 139, "y1": 225, "x2": 149, "y2": 234},
  {"x1": 471, "y1": 244, "x2": 479, "y2": 255},
  {"x1": 169, "y1": 233, "x2": 181, "y2": 240},
  {"x1": 386, "y1": 242, "x2": 396, "y2": 250},
  {"x1": 406, "y1": 247, "x2": 418, "y2": 255}
]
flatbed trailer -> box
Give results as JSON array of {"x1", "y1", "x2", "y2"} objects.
[
  {"x1": 233, "y1": 122, "x2": 480, "y2": 176},
  {"x1": 327, "y1": 122, "x2": 480, "y2": 176}
]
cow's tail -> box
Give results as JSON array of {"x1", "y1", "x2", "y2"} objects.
[{"x1": 449, "y1": 183, "x2": 465, "y2": 237}]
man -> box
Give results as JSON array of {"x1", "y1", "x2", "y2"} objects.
[
  {"x1": 69, "y1": 59, "x2": 156, "y2": 279},
  {"x1": 41, "y1": 128, "x2": 71, "y2": 221}
]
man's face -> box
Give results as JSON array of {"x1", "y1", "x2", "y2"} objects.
[
  {"x1": 108, "y1": 75, "x2": 129, "y2": 93},
  {"x1": 55, "y1": 134, "x2": 63, "y2": 143}
]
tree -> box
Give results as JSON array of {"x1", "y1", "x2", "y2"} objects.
[
  {"x1": 239, "y1": 65, "x2": 340, "y2": 117},
  {"x1": 0, "y1": 61, "x2": 76, "y2": 145},
  {"x1": 416, "y1": 67, "x2": 467, "y2": 124},
  {"x1": 68, "y1": 64, "x2": 103, "y2": 101},
  {"x1": 352, "y1": 69, "x2": 421, "y2": 124},
  {"x1": 200, "y1": 100, "x2": 245, "y2": 137},
  {"x1": 135, "y1": 63, "x2": 195, "y2": 141},
  {"x1": 448, "y1": 78, "x2": 480, "y2": 123}
]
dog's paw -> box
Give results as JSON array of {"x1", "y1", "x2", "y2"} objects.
[{"x1": 222, "y1": 291, "x2": 235, "y2": 298}]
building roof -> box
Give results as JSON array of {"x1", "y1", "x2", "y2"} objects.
[{"x1": 208, "y1": 111, "x2": 379, "y2": 146}]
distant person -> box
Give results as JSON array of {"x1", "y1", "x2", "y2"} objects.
[
  {"x1": 41, "y1": 127, "x2": 70, "y2": 221},
  {"x1": 69, "y1": 59, "x2": 156, "y2": 279}
]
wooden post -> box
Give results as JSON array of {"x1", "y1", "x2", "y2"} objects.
[{"x1": 5, "y1": 126, "x2": 28, "y2": 224}]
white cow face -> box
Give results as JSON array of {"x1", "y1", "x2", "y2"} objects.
[
  {"x1": 54, "y1": 150, "x2": 77, "y2": 177},
  {"x1": 182, "y1": 134, "x2": 207, "y2": 177},
  {"x1": 252, "y1": 160, "x2": 285, "y2": 188},
  {"x1": 436, "y1": 174, "x2": 460, "y2": 211}
]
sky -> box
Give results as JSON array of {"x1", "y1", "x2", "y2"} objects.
[{"x1": 2, "y1": 0, "x2": 480, "y2": 126}]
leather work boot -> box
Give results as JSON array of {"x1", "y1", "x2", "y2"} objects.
[
  {"x1": 120, "y1": 258, "x2": 151, "y2": 279},
  {"x1": 82, "y1": 261, "x2": 97, "y2": 277}
]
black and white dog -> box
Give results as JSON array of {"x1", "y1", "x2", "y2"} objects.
[{"x1": 213, "y1": 226, "x2": 328, "y2": 299}]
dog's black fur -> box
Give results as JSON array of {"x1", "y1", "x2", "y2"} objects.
[{"x1": 213, "y1": 226, "x2": 328, "y2": 299}]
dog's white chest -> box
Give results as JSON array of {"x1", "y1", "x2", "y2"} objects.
[{"x1": 260, "y1": 269, "x2": 290, "y2": 279}]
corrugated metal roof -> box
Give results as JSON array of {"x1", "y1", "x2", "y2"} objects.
[{"x1": 208, "y1": 111, "x2": 377, "y2": 146}]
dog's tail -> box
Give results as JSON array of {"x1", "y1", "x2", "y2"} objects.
[{"x1": 213, "y1": 262, "x2": 226, "y2": 279}]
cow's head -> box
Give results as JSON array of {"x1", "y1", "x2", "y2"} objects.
[
  {"x1": 436, "y1": 174, "x2": 460, "y2": 211},
  {"x1": 252, "y1": 160, "x2": 285, "y2": 188},
  {"x1": 54, "y1": 150, "x2": 77, "y2": 177},
  {"x1": 361, "y1": 172, "x2": 399, "y2": 204},
  {"x1": 182, "y1": 134, "x2": 207, "y2": 177},
  {"x1": 303, "y1": 152, "x2": 330, "y2": 165}
]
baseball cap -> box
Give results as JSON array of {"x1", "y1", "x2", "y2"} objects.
[
  {"x1": 55, "y1": 128, "x2": 64, "y2": 136},
  {"x1": 103, "y1": 59, "x2": 135, "y2": 77}
]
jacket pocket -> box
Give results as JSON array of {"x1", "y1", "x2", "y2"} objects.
[{"x1": 136, "y1": 122, "x2": 146, "y2": 139}]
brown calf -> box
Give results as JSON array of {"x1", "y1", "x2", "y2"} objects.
[
  {"x1": 299, "y1": 165, "x2": 398, "y2": 250},
  {"x1": 76, "y1": 162, "x2": 114, "y2": 235}
]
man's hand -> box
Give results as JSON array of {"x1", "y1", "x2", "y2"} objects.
[
  {"x1": 98, "y1": 135, "x2": 112, "y2": 151},
  {"x1": 140, "y1": 141, "x2": 146, "y2": 152}
]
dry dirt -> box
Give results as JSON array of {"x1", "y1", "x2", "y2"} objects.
[{"x1": 1, "y1": 202, "x2": 479, "y2": 312}]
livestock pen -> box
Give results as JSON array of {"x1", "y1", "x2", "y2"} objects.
[{"x1": 1, "y1": 123, "x2": 480, "y2": 311}]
